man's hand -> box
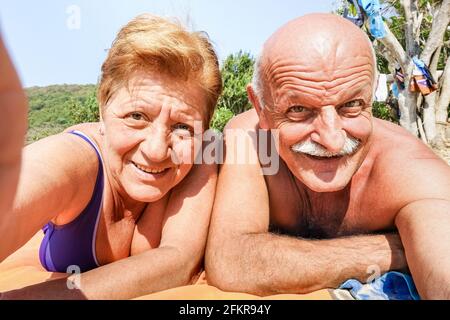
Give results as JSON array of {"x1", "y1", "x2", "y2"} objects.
[{"x1": 0, "y1": 34, "x2": 28, "y2": 225}]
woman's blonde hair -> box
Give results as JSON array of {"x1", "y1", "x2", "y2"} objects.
[{"x1": 98, "y1": 14, "x2": 222, "y2": 124}]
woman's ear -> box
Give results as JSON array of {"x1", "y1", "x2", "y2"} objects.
[
  {"x1": 247, "y1": 84, "x2": 269, "y2": 130},
  {"x1": 99, "y1": 122, "x2": 105, "y2": 135},
  {"x1": 98, "y1": 107, "x2": 105, "y2": 135}
]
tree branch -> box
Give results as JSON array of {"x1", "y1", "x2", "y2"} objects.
[
  {"x1": 436, "y1": 55, "x2": 450, "y2": 123},
  {"x1": 403, "y1": 0, "x2": 420, "y2": 57},
  {"x1": 379, "y1": 21, "x2": 408, "y2": 68},
  {"x1": 430, "y1": 45, "x2": 442, "y2": 84},
  {"x1": 421, "y1": 0, "x2": 450, "y2": 65}
]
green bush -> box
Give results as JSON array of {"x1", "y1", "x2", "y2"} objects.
[
  {"x1": 26, "y1": 84, "x2": 99, "y2": 144},
  {"x1": 210, "y1": 107, "x2": 235, "y2": 132},
  {"x1": 372, "y1": 101, "x2": 399, "y2": 123},
  {"x1": 68, "y1": 91, "x2": 100, "y2": 125},
  {"x1": 210, "y1": 51, "x2": 255, "y2": 131}
]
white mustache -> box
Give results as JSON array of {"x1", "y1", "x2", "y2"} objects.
[{"x1": 291, "y1": 135, "x2": 361, "y2": 158}]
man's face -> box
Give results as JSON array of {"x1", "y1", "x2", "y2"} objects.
[{"x1": 258, "y1": 52, "x2": 374, "y2": 193}]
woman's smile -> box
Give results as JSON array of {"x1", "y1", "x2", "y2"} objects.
[{"x1": 130, "y1": 161, "x2": 173, "y2": 181}]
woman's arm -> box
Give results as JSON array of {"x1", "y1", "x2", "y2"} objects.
[
  {"x1": 0, "y1": 34, "x2": 28, "y2": 230},
  {"x1": 2, "y1": 162, "x2": 218, "y2": 299},
  {"x1": 0, "y1": 133, "x2": 99, "y2": 262}
]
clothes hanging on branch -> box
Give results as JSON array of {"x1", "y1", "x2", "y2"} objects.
[
  {"x1": 375, "y1": 74, "x2": 388, "y2": 101},
  {"x1": 394, "y1": 67, "x2": 405, "y2": 90},
  {"x1": 357, "y1": 0, "x2": 386, "y2": 39},
  {"x1": 343, "y1": 0, "x2": 365, "y2": 28},
  {"x1": 409, "y1": 57, "x2": 438, "y2": 96}
]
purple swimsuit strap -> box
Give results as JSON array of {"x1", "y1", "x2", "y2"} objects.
[{"x1": 39, "y1": 130, "x2": 104, "y2": 273}]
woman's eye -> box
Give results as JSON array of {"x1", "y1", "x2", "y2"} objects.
[
  {"x1": 172, "y1": 123, "x2": 193, "y2": 136},
  {"x1": 129, "y1": 112, "x2": 144, "y2": 121},
  {"x1": 174, "y1": 123, "x2": 190, "y2": 131},
  {"x1": 124, "y1": 112, "x2": 148, "y2": 127}
]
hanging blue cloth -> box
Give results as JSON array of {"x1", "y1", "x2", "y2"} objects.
[
  {"x1": 413, "y1": 57, "x2": 437, "y2": 86},
  {"x1": 343, "y1": 0, "x2": 365, "y2": 28},
  {"x1": 358, "y1": 0, "x2": 386, "y2": 39},
  {"x1": 391, "y1": 82, "x2": 400, "y2": 98}
]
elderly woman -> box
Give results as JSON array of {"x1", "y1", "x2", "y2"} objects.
[{"x1": 0, "y1": 14, "x2": 222, "y2": 299}]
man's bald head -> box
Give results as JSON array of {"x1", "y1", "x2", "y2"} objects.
[{"x1": 252, "y1": 13, "x2": 377, "y2": 107}]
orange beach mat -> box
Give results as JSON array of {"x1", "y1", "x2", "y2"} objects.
[{"x1": 0, "y1": 232, "x2": 333, "y2": 300}]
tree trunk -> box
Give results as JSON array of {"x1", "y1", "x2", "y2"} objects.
[
  {"x1": 422, "y1": 46, "x2": 442, "y2": 144},
  {"x1": 435, "y1": 55, "x2": 450, "y2": 147},
  {"x1": 400, "y1": 60, "x2": 419, "y2": 136},
  {"x1": 423, "y1": 93, "x2": 437, "y2": 143}
]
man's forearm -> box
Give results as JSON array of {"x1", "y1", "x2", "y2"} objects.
[
  {"x1": 396, "y1": 200, "x2": 450, "y2": 300},
  {"x1": 2, "y1": 247, "x2": 197, "y2": 300},
  {"x1": 208, "y1": 232, "x2": 406, "y2": 296}
]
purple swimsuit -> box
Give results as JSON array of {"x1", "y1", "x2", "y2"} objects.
[{"x1": 39, "y1": 131, "x2": 104, "y2": 273}]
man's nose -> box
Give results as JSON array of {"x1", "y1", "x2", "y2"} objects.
[
  {"x1": 310, "y1": 107, "x2": 346, "y2": 153},
  {"x1": 141, "y1": 125, "x2": 171, "y2": 163}
]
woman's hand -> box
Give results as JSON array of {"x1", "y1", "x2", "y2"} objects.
[{"x1": 0, "y1": 34, "x2": 28, "y2": 223}]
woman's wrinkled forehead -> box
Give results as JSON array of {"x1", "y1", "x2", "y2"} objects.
[{"x1": 103, "y1": 71, "x2": 207, "y2": 120}]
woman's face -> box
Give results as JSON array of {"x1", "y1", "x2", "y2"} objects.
[{"x1": 101, "y1": 71, "x2": 206, "y2": 203}]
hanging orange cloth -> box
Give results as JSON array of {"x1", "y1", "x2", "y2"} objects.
[{"x1": 409, "y1": 57, "x2": 438, "y2": 96}]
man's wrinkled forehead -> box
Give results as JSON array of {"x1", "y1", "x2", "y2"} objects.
[{"x1": 260, "y1": 13, "x2": 375, "y2": 80}]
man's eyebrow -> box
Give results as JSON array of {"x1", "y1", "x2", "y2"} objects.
[{"x1": 343, "y1": 87, "x2": 371, "y2": 103}]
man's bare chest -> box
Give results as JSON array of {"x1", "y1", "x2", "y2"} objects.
[{"x1": 265, "y1": 170, "x2": 397, "y2": 239}]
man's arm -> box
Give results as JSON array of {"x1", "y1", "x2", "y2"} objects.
[
  {"x1": 396, "y1": 199, "x2": 450, "y2": 300},
  {"x1": 0, "y1": 34, "x2": 28, "y2": 223},
  {"x1": 205, "y1": 115, "x2": 406, "y2": 296},
  {"x1": 385, "y1": 145, "x2": 450, "y2": 300},
  {"x1": 3, "y1": 162, "x2": 217, "y2": 300}
]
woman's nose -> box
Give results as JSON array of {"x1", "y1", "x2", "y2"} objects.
[{"x1": 141, "y1": 125, "x2": 171, "y2": 163}]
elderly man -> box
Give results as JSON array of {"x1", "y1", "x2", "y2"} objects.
[{"x1": 205, "y1": 13, "x2": 450, "y2": 299}]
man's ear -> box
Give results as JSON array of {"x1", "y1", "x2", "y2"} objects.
[
  {"x1": 247, "y1": 84, "x2": 269, "y2": 129},
  {"x1": 247, "y1": 84, "x2": 262, "y2": 114}
]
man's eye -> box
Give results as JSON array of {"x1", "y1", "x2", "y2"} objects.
[
  {"x1": 339, "y1": 100, "x2": 364, "y2": 116},
  {"x1": 347, "y1": 100, "x2": 363, "y2": 107},
  {"x1": 288, "y1": 106, "x2": 307, "y2": 113},
  {"x1": 286, "y1": 105, "x2": 311, "y2": 120}
]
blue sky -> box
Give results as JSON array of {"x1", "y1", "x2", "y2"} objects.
[{"x1": 0, "y1": 0, "x2": 336, "y2": 87}]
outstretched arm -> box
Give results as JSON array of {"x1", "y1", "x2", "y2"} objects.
[
  {"x1": 0, "y1": 34, "x2": 28, "y2": 226},
  {"x1": 3, "y1": 162, "x2": 217, "y2": 299},
  {"x1": 391, "y1": 152, "x2": 450, "y2": 300},
  {"x1": 396, "y1": 199, "x2": 450, "y2": 300},
  {"x1": 205, "y1": 116, "x2": 406, "y2": 296}
]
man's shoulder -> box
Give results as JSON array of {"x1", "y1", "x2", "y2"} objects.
[
  {"x1": 370, "y1": 118, "x2": 450, "y2": 203},
  {"x1": 372, "y1": 118, "x2": 442, "y2": 164},
  {"x1": 224, "y1": 109, "x2": 259, "y2": 131}
]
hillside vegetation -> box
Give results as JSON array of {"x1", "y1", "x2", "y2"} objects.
[{"x1": 26, "y1": 84, "x2": 98, "y2": 144}]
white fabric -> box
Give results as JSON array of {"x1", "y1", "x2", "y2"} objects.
[{"x1": 375, "y1": 74, "x2": 388, "y2": 102}]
